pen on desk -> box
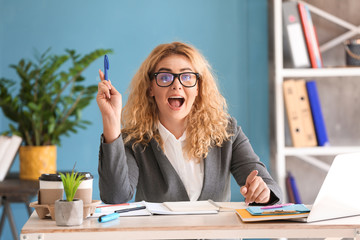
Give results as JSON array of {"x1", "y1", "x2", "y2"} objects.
[
  {"x1": 104, "y1": 55, "x2": 109, "y2": 81},
  {"x1": 98, "y1": 212, "x2": 120, "y2": 223},
  {"x1": 260, "y1": 203, "x2": 294, "y2": 210},
  {"x1": 114, "y1": 205, "x2": 146, "y2": 213},
  {"x1": 98, "y1": 205, "x2": 146, "y2": 223}
]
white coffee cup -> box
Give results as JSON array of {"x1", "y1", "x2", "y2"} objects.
[
  {"x1": 38, "y1": 174, "x2": 63, "y2": 205},
  {"x1": 74, "y1": 172, "x2": 93, "y2": 204}
]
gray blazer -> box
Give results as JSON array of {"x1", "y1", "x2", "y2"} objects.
[{"x1": 98, "y1": 117, "x2": 282, "y2": 204}]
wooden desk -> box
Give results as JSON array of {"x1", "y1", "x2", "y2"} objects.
[
  {"x1": 21, "y1": 202, "x2": 360, "y2": 240},
  {"x1": 0, "y1": 173, "x2": 39, "y2": 240}
]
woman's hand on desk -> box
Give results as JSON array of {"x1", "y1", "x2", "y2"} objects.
[
  {"x1": 240, "y1": 170, "x2": 270, "y2": 205},
  {"x1": 97, "y1": 69, "x2": 122, "y2": 143}
]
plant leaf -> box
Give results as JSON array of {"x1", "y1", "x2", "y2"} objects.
[{"x1": 0, "y1": 48, "x2": 113, "y2": 146}]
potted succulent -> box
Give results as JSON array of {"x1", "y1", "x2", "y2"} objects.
[
  {"x1": 0, "y1": 48, "x2": 112, "y2": 180},
  {"x1": 55, "y1": 169, "x2": 84, "y2": 226}
]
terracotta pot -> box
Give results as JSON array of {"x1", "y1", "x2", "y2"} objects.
[
  {"x1": 19, "y1": 145, "x2": 57, "y2": 180},
  {"x1": 55, "y1": 199, "x2": 83, "y2": 226}
]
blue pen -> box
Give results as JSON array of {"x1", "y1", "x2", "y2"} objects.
[
  {"x1": 98, "y1": 212, "x2": 119, "y2": 223},
  {"x1": 104, "y1": 55, "x2": 109, "y2": 80},
  {"x1": 114, "y1": 205, "x2": 146, "y2": 213}
]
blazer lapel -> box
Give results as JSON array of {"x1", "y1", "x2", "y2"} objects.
[
  {"x1": 198, "y1": 146, "x2": 221, "y2": 200},
  {"x1": 149, "y1": 139, "x2": 190, "y2": 200}
]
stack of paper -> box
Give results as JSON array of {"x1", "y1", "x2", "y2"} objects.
[{"x1": 236, "y1": 204, "x2": 310, "y2": 222}]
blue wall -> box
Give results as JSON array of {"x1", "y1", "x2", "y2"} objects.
[{"x1": 0, "y1": 0, "x2": 269, "y2": 238}]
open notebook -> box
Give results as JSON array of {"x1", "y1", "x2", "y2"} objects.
[{"x1": 90, "y1": 200, "x2": 219, "y2": 218}]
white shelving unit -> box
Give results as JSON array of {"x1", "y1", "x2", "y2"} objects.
[{"x1": 272, "y1": 0, "x2": 360, "y2": 193}]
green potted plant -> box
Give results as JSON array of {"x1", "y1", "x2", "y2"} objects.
[
  {"x1": 55, "y1": 169, "x2": 85, "y2": 226},
  {"x1": 0, "y1": 48, "x2": 112, "y2": 180}
]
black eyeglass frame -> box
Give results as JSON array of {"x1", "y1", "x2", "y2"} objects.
[{"x1": 152, "y1": 72, "x2": 200, "y2": 88}]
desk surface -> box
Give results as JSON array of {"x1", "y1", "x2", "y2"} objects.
[{"x1": 21, "y1": 202, "x2": 360, "y2": 240}]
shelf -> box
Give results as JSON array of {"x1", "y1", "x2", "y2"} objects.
[
  {"x1": 281, "y1": 67, "x2": 360, "y2": 78},
  {"x1": 284, "y1": 146, "x2": 360, "y2": 156},
  {"x1": 271, "y1": 0, "x2": 360, "y2": 195}
]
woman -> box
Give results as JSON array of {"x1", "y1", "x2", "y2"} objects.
[{"x1": 97, "y1": 42, "x2": 282, "y2": 205}]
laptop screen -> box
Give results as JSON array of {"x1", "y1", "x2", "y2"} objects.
[{"x1": 307, "y1": 152, "x2": 360, "y2": 222}]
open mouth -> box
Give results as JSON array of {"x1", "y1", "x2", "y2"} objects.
[{"x1": 168, "y1": 96, "x2": 185, "y2": 108}]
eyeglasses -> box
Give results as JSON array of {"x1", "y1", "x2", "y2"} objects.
[{"x1": 153, "y1": 72, "x2": 199, "y2": 88}]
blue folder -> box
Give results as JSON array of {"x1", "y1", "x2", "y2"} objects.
[
  {"x1": 247, "y1": 204, "x2": 310, "y2": 216},
  {"x1": 306, "y1": 81, "x2": 329, "y2": 146}
]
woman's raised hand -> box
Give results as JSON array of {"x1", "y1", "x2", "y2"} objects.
[{"x1": 96, "y1": 69, "x2": 122, "y2": 143}]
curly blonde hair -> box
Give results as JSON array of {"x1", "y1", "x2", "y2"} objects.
[{"x1": 122, "y1": 42, "x2": 231, "y2": 161}]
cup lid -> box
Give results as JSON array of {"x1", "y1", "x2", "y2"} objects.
[{"x1": 38, "y1": 173, "x2": 62, "y2": 181}]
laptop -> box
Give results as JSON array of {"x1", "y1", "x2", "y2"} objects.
[{"x1": 305, "y1": 152, "x2": 360, "y2": 222}]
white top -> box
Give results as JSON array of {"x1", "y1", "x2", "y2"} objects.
[{"x1": 158, "y1": 123, "x2": 204, "y2": 201}]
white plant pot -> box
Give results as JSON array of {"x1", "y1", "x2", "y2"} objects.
[{"x1": 55, "y1": 199, "x2": 83, "y2": 226}]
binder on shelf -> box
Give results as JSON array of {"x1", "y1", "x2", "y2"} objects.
[
  {"x1": 306, "y1": 81, "x2": 329, "y2": 146},
  {"x1": 283, "y1": 79, "x2": 306, "y2": 147},
  {"x1": 287, "y1": 172, "x2": 302, "y2": 204},
  {"x1": 295, "y1": 79, "x2": 317, "y2": 147},
  {"x1": 286, "y1": 172, "x2": 296, "y2": 203},
  {"x1": 282, "y1": 1, "x2": 311, "y2": 68},
  {"x1": 298, "y1": 2, "x2": 323, "y2": 68}
]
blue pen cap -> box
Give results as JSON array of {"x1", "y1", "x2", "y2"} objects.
[{"x1": 98, "y1": 212, "x2": 120, "y2": 223}]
